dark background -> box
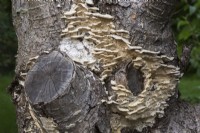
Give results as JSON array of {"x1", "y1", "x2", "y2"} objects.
[{"x1": 0, "y1": 0, "x2": 199, "y2": 132}]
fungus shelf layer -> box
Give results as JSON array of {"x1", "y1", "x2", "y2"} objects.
[{"x1": 59, "y1": 0, "x2": 181, "y2": 132}]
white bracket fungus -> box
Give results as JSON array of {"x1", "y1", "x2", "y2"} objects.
[{"x1": 59, "y1": 0, "x2": 182, "y2": 132}]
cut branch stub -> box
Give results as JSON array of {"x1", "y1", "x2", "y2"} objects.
[
  {"x1": 24, "y1": 50, "x2": 110, "y2": 132},
  {"x1": 25, "y1": 51, "x2": 75, "y2": 104},
  {"x1": 40, "y1": 65, "x2": 110, "y2": 132}
]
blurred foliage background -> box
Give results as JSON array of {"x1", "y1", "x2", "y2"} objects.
[
  {"x1": 0, "y1": 0, "x2": 17, "y2": 74},
  {"x1": 172, "y1": 0, "x2": 200, "y2": 103},
  {"x1": 0, "y1": 0, "x2": 18, "y2": 133},
  {"x1": 0, "y1": 0, "x2": 199, "y2": 132},
  {"x1": 173, "y1": 0, "x2": 200, "y2": 77}
]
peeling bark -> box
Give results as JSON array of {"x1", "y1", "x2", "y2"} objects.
[{"x1": 11, "y1": 0, "x2": 200, "y2": 133}]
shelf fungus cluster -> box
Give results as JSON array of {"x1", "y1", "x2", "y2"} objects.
[{"x1": 60, "y1": 0, "x2": 182, "y2": 132}]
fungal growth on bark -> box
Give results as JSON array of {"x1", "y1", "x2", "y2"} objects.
[{"x1": 60, "y1": 0, "x2": 182, "y2": 132}]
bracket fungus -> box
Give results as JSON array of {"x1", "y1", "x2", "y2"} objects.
[{"x1": 60, "y1": 0, "x2": 182, "y2": 132}]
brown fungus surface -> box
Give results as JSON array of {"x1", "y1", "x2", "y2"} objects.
[{"x1": 59, "y1": 0, "x2": 182, "y2": 132}]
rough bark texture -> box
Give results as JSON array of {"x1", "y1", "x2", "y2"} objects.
[{"x1": 11, "y1": 0, "x2": 200, "y2": 133}]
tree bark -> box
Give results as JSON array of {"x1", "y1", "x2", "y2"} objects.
[{"x1": 10, "y1": 0, "x2": 200, "y2": 133}]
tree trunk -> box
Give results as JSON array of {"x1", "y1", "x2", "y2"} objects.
[{"x1": 10, "y1": 0, "x2": 200, "y2": 133}]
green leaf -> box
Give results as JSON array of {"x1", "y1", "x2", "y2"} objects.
[
  {"x1": 178, "y1": 29, "x2": 191, "y2": 40},
  {"x1": 177, "y1": 20, "x2": 189, "y2": 29}
]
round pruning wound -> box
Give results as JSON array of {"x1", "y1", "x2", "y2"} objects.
[{"x1": 25, "y1": 51, "x2": 74, "y2": 105}]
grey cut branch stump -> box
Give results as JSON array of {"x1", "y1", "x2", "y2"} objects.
[{"x1": 10, "y1": 0, "x2": 200, "y2": 133}]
